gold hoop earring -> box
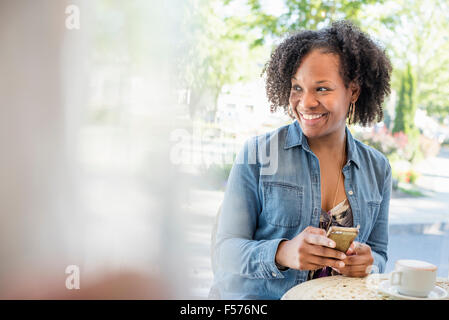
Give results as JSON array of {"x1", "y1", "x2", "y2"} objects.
[{"x1": 348, "y1": 102, "x2": 356, "y2": 125}]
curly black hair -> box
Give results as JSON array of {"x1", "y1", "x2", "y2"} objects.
[{"x1": 262, "y1": 20, "x2": 392, "y2": 126}]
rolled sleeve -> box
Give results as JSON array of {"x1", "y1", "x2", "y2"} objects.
[{"x1": 260, "y1": 238, "x2": 289, "y2": 279}]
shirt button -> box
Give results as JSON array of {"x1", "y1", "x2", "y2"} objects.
[
  {"x1": 348, "y1": 190, "x2": 354, "y2": 195},
  {"x1": 272, "y1": 272, "x2": 277, "y2": 277}
]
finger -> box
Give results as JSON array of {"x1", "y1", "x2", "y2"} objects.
[
  {"x1": 305, "y1": 233, "x2": 336, "y2": 248},
  {"x1": 306, "y1": 226, "x2": 327, "y2": 236},
  {"x1": 349, "y1": 241, "x2": 361, "y2": 253},
  {"x1": 354, "y1": 242, "x2": 370, "y2": 254},
  {"x1": 296, "y1": 256, "x2": 326, "y2": 271},
  {"x1": 309, "y1": 245, "x2": 347, "y2": 261},
  {"x1": 347, "y1": 271, "x2": 369, "y2": 278},
  {"x1": 346, "y1": 242, "x2": 356, "y2": 255},
  {"x1": 331, "y1": 267, "x2": 340, "y2": 274},
  {"x1": 308, "y1": 255, "x2": 345, "y2": 269},
  {"x1": 339, "y1": 264, "x2": 370, "y2": 275},
  {"x1": 343, "y1": 254, "x2": 371, "y2": 266},
  {"x1": 347, "y1": 265, "x2": 370, "y2": 273}
]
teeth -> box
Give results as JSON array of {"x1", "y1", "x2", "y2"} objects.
[{"x1": 302, "y1": 113, "x2": 324, "y2": 120}]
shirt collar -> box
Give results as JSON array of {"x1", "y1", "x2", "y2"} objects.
[{"x1": 284, "y1": 120, "x2": 361, "y2": 169}]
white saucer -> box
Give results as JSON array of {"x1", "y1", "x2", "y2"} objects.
[{"x1": 378, "y1": 280, "x2": 448, "y2": 300}]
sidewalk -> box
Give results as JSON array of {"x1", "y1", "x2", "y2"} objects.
[
  {"x1": 184, "y1": 188, "x2": 223, "y2": 299},
  {"x1": 389, "y1": 146, "x2": 449, "y2": 225},
  {"x1": 386, "y1": 146, "x2": 449, "y2": 277}
]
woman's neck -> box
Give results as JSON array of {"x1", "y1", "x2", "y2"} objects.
[{"x1": 307, "y1": 127, "x2": 347, "y2": 158}]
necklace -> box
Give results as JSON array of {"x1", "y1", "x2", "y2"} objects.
[{"x1": 326, "y1": 134, "x2": 347, "y2": 231}]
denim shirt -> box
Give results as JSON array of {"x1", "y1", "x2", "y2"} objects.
[{"x1": 210, "y1": 120, "x2": 392, "y2": 300}]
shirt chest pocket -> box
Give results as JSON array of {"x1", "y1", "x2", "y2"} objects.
[
  {"x1": 366, "y1": 200, "x2": 381, "y2": 225},
  {"x1": 357, "y1": 199, "x2": 381, "y2": 241},
  {"x1": 262, "y1": 182, "x2": 303, "y2": 228}
]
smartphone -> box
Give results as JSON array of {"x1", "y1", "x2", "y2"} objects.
[{"x1": 326, "y1": 225, "x2": 359, "y2": 253}]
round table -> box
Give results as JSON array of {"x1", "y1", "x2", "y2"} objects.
[{"x1": 281, "y1": 274, "x2": 449, "y2": 300}]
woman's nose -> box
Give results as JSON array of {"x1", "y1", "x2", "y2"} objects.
[{"x1": 300, "y1": 90, "x2": 319, "y2": 109}]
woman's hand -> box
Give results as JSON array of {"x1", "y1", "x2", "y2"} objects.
[
  {"x1": 332, "y1": 241, "x2": 374, "y2": 277},
  {"x1": 275, "y1": 226, "x2": 347, "y2": 271}
]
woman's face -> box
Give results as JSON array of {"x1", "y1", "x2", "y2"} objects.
[{"x1": 289, "y1": 49, "x2": 359, "y2": 140}]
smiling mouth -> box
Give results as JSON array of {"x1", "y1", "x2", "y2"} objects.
[{"x1": 299, "y1": 112, "x2": 328, "y2": 120}]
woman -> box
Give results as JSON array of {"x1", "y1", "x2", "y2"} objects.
[{"x1": 210, "y1": 20, "x2": 392, "y2": 300}]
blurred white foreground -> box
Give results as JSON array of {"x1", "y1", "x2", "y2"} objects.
[{"x1": 0, "y1": 0, "x2": 190, "y2": 299}]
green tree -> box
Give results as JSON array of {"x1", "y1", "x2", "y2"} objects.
[
  {"x1": 393, "y1": 63, "x2": 421, "y2": 161},
  {"x1": 393, "y1": 64, "x2": 418, "y2": 135},
  {"x1": 360, "y1": 0, "x2": 449, "y2": 120},
  {"x1": 224, "y1": 0, "x2": 382, "y2": 47},
  {"x1": 393, "y1": 75, "x2": 407, "y2": 134}
]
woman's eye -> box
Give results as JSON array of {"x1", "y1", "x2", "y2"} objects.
[
  {"x1": 317, "y1": 87, "x2": 329, "y2": 92},
  {"x1": 292, "y1": 85, "x2": 302, "y2": 92}
]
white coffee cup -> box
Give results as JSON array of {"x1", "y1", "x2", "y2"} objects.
[{"x1": 390, "y1": 259, "x2": 437, "y2": 297}]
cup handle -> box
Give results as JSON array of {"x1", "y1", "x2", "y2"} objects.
[{"x1": 390, "y1": 271, "x2": 402, "y2": 286}]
